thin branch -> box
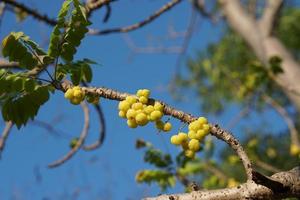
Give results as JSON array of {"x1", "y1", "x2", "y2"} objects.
[
  {"x1": 255, "y1": 158, "x2": 281, "y2": 174},
  {"x1": 0, "y1": 121, "x2": 13, "y2": 158},
  {"x1": 259, "y1": 0, "x2": 283, "y2": 36},
  {"x1": 262, "y1": 94, "x2": 300, "y2": 148},
  {"x1": 88, "y1": 0, "x2": 183, "y2": 35},
  {"x1": 61, "y1": 82, "x2": 254, "y2": 180},
  {"x1": 48, "y1": 102, "x2": 90, "y2": 168},
  {"x1": 85, "y1": 0, "x2": 113, "y2": 18},
  {"x1": 0, "y1": 59, "x2": 20, "y2": 69},
  {"x1": 2, "y1": 0, "x2": 57, "y2": 26},
  {"x1": 144, "y1": 167, "x2": 300, "y2": 200},
  {"x1": 82, "y1": 104, "x2": 106, "y2": 151}
]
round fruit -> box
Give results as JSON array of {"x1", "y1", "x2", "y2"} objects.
[
  {"x1": 135, "y1": 113, "x2": 148, "y2": 126},
  {"x1": 170, "y1": 135, "x2": 181, "y2": 145},
  {"x1": 188, "y1": 139, "x2": 200, "y2": 152},
  {"x1": 126, "y1": 109, "x2": 137, "y2": 120},
  {"x1": 144, "y1": 105, "x2": 154, "y2": 114},
  {"x1": 154, "y1": 102, "x2": 163, "y2": 111},
  {"x1": 139, "y1": 96, "x2": 148, "y2": 104},
  {"x1": 163, "y1": 122, "x2": 172, "y2": 132},
  {"x1": 127, "y1": 119, "x2": 138, "y2": 128},
  {"x1": 64, "y1": 88, "x2": 74, "y2": 99},
  {"x1": 118, "y1": 101, "x2": 130, "y2": 111},
  {"x1": 132, "y1": 102, "x2": 143, "y2": 110},
  {"x1": 185, "y1": 150, "x2": 195, "y2": 159},
  {"x1": 119, "y1": 110, "x2": 126, "y2": 118},
  {"x1": 149, "y1": 110, "x2": 163, "y2": 121},
  {"x1": 177, "y1": 132, "x2": 188, "y2": 143},
  {"x1": 125, "y1": 96, "x2": 137, "y2": 104}
]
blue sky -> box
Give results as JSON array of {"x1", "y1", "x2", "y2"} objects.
[{"x1": 0, "y1": 1, "x2": 289, "y2": 199}]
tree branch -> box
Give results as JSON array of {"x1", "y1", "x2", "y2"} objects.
[
  {"x1": 262, "y1": 94, "x2": 300, "y2": 148},
  {"x1": 259, "y1": 0, "x2": 283, "y2": 37},
  {"x1": 0, "y1": 121, "x2": 13, "y2": 159},
  {"x1": 48, "y1": 102, "x2": 90, "y2": 168},
  {"x1": 2, "y1": 0, "x2": 57, "y2": 26},
  {"x1": 82, "y1": 104, "x2": 106, "y2": 151},
  {"x1": 88, "y1": 0, "x2": 183, "y2": 35},
  {"x1": 144, "y1": 167, "x2": 300, "y2": 200},
  {"x1": 61, "y1": 82, "x2": 254, "y2": 180}
]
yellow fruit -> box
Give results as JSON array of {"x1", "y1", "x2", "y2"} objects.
[
  {"x1": 73, "y1": 86, "x2": 80, "y2": 90},
  {"x1": 163, "y1": 122, "x2": 172, "y2": 132},
  {"x1": 127, "y1": 119, "x2": 137, "y2": 128},
  {"x1": 118, "y1": 101, "x2": 130, "y2": 111},
  {"x1": 141, "y1": 89, "x2": 150, "y2": 98},
  {"x1": 170, "y1": 135, "x2": 181, "y2": 145},
  {"x1": 188, "y1": 121, "x2": 201, "y2": 131},
  {"x1": 119, "y1": 110, "x2": 126, "y2": 118},
  {"x1": 188, "y1": 139, "x2": 200, "y2": 152},
  {"x1": 132, "y1": 102, "x2": 143, "y2": 110},
  {"x1": 139, "y1": 96, "x2": 148, "y2": 104},
  {"x1": 154, "y1": 102, "x2": 164, "y2": 111},
  {"x1": 136, "y1": 89, "x2": 144, "y2": 97},
  {"x1": 188, "y1": 130, "x2": 197, "y2": 139},
  {"x1": 70, "y1": 97, "x2": 82, "y2": 105},
  {"x1": 195, "y1": 129, "x2": 206, "y2": 140},
  {"x1": 178, "y1": 132, "x2": 188, "y2": 143},
  {"x1": 64, "y1": 88, "x2": 74, "y2": 100},
  {"x1": 126, "y1": 109, "x2": 137, "y2": 120},
  {"x1": 125, "y1": 96, "x2": 137, "y2": 104},
  {"x1": 290, "y1": 144, "x2": 300, "y2": 156},
  {"x1": 185, "y1": 150, "x2": 195, "y2": 159},
  {"x1": 227, "y1": 178, "x2": 239, "y2": 188},
  {"x1": 197, "y1": 117, "x2": 208, "y2": 125},
  {"x1": 202, "y1": 124, "x2": 210, "y2": 133},
  {"x1": 73, "y1": 89, "x2": 84, "y2": 99},
  {"x1": 155, "y1": 120, "x2": 164, "y2": 130},
  {"x1": 149, "y1": 110, "x2": 163, "y2": 121},
  {"x1": 135, "y1": 113, "x2": 148, "y2": 126},
  {"x1": 144, "y1": 105, "x2": 154, "y2": 114}
]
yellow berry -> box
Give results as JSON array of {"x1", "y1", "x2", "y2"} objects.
[
  {"x1": 178, "y1": 132, "x2": 188, "y2": 143},
  {"x1": 127, "y1": 119, "x2": 138, "y2": 128},
  {"x1": 155, "y1": 120, "x2": 164, "y2": 130},
  {"x1": 154, "y1": 102, "x2": 164, "y2": 111},
  {"x1": 70, "y1": 97, "x2": 82, "y2": 105},
  {"x1": 290, "y1": 144, "x2": 300, "y2": 156},
  {"x1": 202, "y1": 124, "x2": 210, "y2": 133},
  {"x1": 188, "y1": 130, "x2": 197, "y2": 139},
  {"x1": 144, "y1": 105, "x2": 155, "y2": 114},
  {"x1": 141, "y1": 89, "x2": 150, "y2": 98},
  {"x1": 188, "y1": 121, "x2": 201, "y2": 131},
  {"x1": 132, "y1": 102, "x2": 143, "y2": 110},
  {"x1": 136, "y1": 89, "x2": 144, "y2": 97},
  {"x1": 139, "y1": 96, "x2": 148, "y2": 104},
  {"x1": 135, "y1": 113, "x2": 148, "y2": 126},
  {"x1": 149, "y1": 110, "x2": 163, "y2": 121},
  {"x1": 125, "y1": 96, "x2": 137, "y2": 104},
  {"x1": 126, "y1": 109, "x2": 137, "y2": 120},
  {"x1": 118, "y1": 101, "x2": 130, "y2": 111},
  {"x1": 197, "y1": 117, "x2": 208, "y2": 125},
  {"x1": 73, "y1": 89, "x2": 84, "y2": 99},
  {"x1": 163, "y1": 122, "x2": 172, "y2": 132},
  {"x1": 170, "y1": 135, "x2": 181, "y2": 145},
  {"x1": 64, "y1": 88, "x2": 74, "y2": 100},
  {"x1": 195, "y1": 129, "x2": 206, "y2": 140},
  {"x1": 188, "y1": 139, "x2": 200, "y2": 152},
  {"x1": 119, "y1": 110, "x2": 126, "y2": 118},
  {"x1": 73, "y1": 86, "x2": 80, "y2": 90},
  {"x1": 185, "y1": 150, "x2": 195, "y2": 159}
]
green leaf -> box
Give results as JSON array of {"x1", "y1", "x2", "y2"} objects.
[{"x1": 81, "y1": 64, "x2": 92, "y2": 82}]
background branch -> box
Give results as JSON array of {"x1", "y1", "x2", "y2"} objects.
[
  {"x1": 48, "y1": 102, "x2": 90, "y2": 168},
  {"x1": 0, "y1": 121, "x2": 13, "y2": 158}
]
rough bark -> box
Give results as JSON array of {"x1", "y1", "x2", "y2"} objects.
[{"x1": 145, "y1": 167, "x2": 300, "y2": 200}]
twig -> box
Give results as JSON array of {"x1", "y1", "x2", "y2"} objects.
[
  {"x1": 88, "y1": 0, "x2": 183, "y2": 35},
  {"x1": 0, "y1": 121, "x2": 13, "y2": 158},
  {"x1": 61, "y1": 82, "x2": 254, "y2": 180},
  {"x1": 82, "y1": 104, "x2": 106, "y2": 150},
  {"x1": 255, "y1": 159, "x2": 281, "y2": 174},
  {"x1": 48, "y1": 102, "x2": 90, "y2": 168},
  {"x1": 2, "y1": 0, "x2": 57, "y2": 26},
  {"x1": 262, "y1": 94, "x2": 300, "y2": 148}
]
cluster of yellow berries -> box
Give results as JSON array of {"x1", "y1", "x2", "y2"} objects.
[
  {"x1": 118, "y1": 89, "x2": 172, "y2": 132},
  {"x1": 64, "y1": 86, "x2": 99, "y2": 105},
  {"x1": 170, "y1": 117, "x2": 210, "y2": 159}
]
